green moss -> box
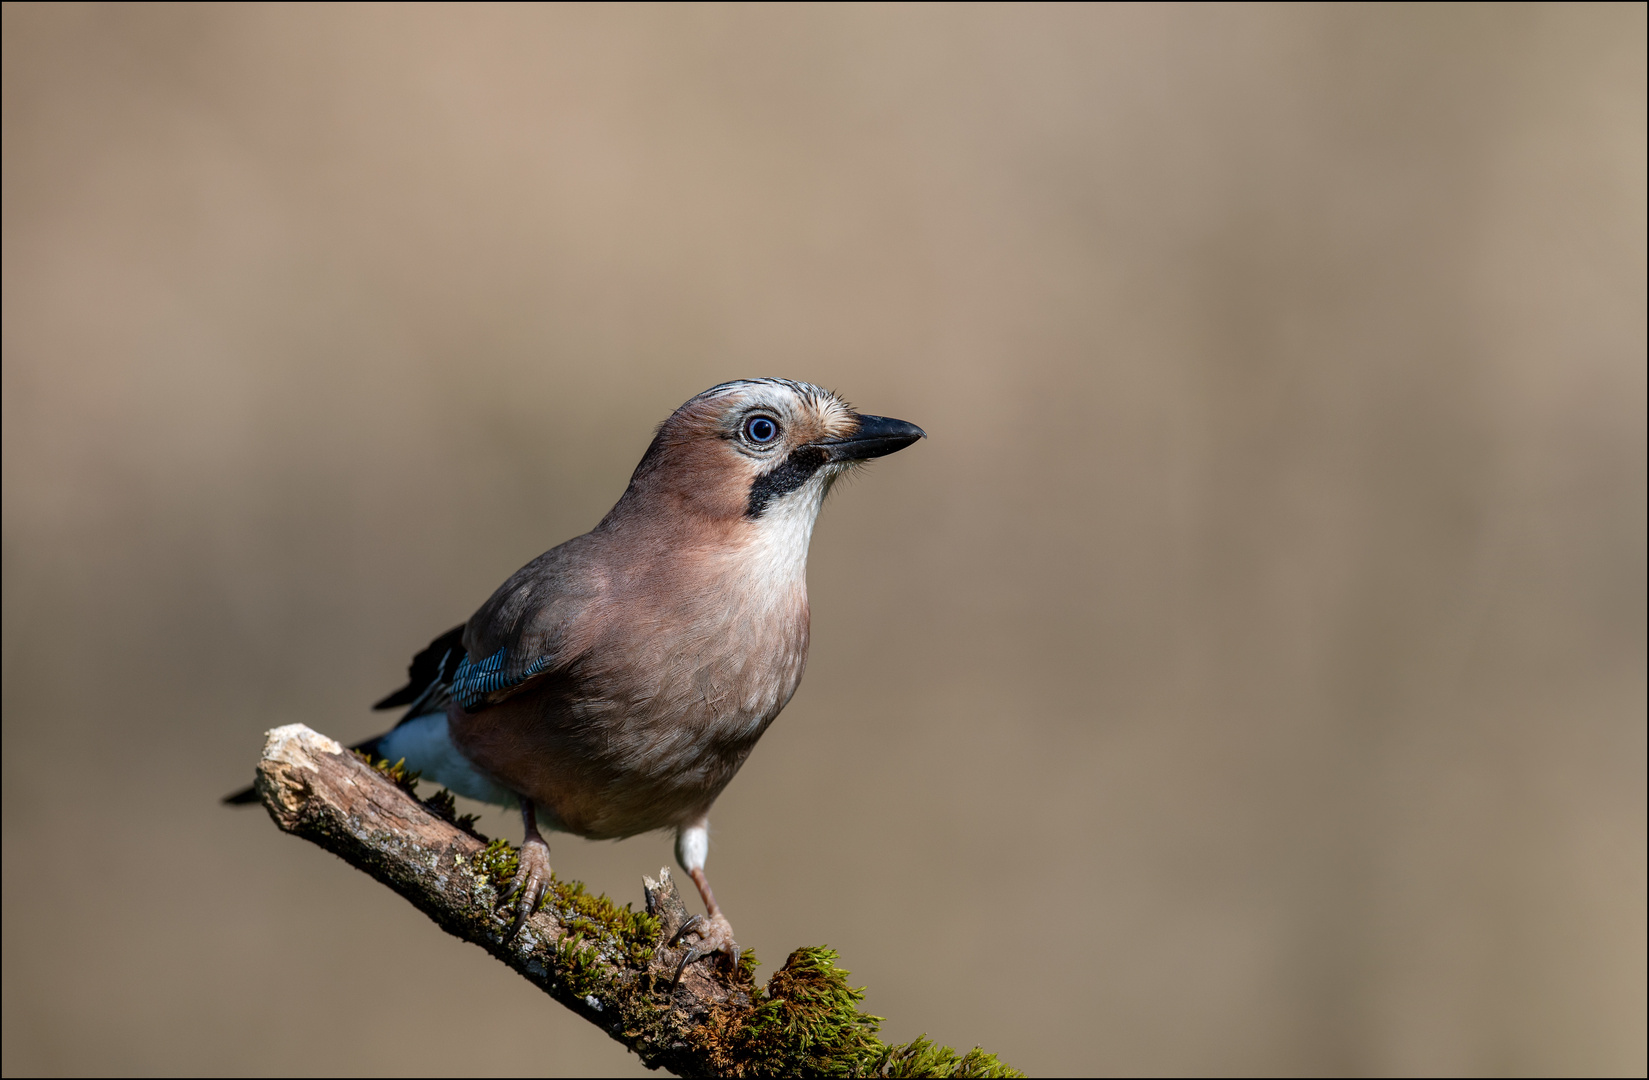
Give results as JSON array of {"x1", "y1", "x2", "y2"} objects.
[
  {"x1": 355, "y1": 751, "x2": 422, "y2": 796},
  {"x1": 869, "y1": 1036, "x2": 1025, "y2": 1079},
  {"x1": 472, "y1": 838, "x2": 519, "y2": 886},
  {"x1": 465, "y1": 839, "x2": 660, "y2": 970},
  {"x1": 736, "y1": 946, "x2": 760, "y2": 982},
  {"x1": 552, "y1": 930, "x2": 610, "y2": 998},
  {"x1": 545, "y1": 876, "x2": 662, "y2": 967},
  {"x1": 693, "y1": 949, "x2": 1024, "y2": 1078},
  {"x1": 708, "y1": 947, "x2": 883, "y2": 1077}
]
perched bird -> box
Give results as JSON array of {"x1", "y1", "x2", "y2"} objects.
[{"x1": 228, "y1": 379, "x2": 924, "y2": 967}]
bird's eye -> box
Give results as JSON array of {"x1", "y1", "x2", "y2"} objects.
[{"x1": 744, "y1": 416, "x2": 779, "y2": 444}]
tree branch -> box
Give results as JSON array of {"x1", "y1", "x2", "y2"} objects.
[{"x1": 252, "y1": 724, "x2": 1020, "y2": 1078}]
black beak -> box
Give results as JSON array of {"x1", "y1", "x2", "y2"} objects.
[{"x1": 817, "y1": 413, "x2": 927, "y2": 461}]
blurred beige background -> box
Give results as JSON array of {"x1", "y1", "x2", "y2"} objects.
[{"x1": 3, "y1": 3, "x2": 1643, "y2": 1076}]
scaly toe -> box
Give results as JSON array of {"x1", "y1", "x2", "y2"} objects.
[{"x1": 502, "y1": 840, "x2": 553, "y2": 941}]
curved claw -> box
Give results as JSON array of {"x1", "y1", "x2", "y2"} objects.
[
  {"x1": 669, "y1": 946, "x2": 698, "y2": 996},
  {"x1": 666, "y1": 912, "x2": 738, "y2": 998},
  {"x1": 668, "y1": 913, "x2": 702, "y2": 948},
  {"x1": 502, "y1": 838, "x2": 552, "y2": 941}
]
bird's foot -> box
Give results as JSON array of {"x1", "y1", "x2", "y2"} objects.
[
  {"x1": 668, "y1": 912, "x2": 738, "y2": 992},
  {"x1": 501, "y1": 836, "x2": 552, "y2": 941}
]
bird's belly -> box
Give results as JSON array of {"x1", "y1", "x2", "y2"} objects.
[
  {"x1": 450, "y1": 576, "x2": 809, "y2": 838},
  {"x1": 448, "y1": 689, "x2": 781, "y2": 840}
]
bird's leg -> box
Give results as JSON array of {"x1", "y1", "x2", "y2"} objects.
[
  {"x1": 501, "y1": 800, "x2": 552, "y2": 941},
  {"x1": 668, "y1": 819, "x2": 738, "y2": 988}
]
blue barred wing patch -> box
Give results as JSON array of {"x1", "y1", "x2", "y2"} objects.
[{"x1": 450, "y1": 648, "x2": 553, "y2": 711}]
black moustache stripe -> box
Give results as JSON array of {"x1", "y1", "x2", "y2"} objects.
[{"x1": 746, "y1": 447, "x2": 826, "y2": 518}]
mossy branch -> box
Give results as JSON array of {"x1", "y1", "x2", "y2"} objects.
[{"x1": 251, "y1": 724, "x2": 1020, "y2": 1078}]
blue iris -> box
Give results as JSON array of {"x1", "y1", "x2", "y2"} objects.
[{"x1": 745, "y1": 416, "x2": 779, "y2": 443}]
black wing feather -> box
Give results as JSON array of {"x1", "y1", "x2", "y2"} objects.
[{"x1": 372, "y1": 624, "x2": 467, "y2": 710}]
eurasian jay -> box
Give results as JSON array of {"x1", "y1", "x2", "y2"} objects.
[{"x1": 229, "y1": 379, "x2": 924, "y2": 969}]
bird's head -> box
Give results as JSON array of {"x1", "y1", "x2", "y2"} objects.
[{"x1": 612, "y1": 379, "x2": 925, "y2": 536}]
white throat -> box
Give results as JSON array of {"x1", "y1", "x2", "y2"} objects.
[{"x1": 738, "y1": 469, "x2": 836, "y2": 591}]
